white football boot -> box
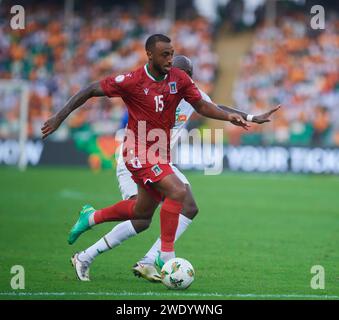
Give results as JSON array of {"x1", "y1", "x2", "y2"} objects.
[
  {"x1": 71, "y1": 253, "x2": 91, "y2": 281},
  {"x1": 132, "y1": 262, "x2": 161, "y2": 282}
]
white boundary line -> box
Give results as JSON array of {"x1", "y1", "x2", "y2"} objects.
[{"x1": 0, "y1": 292, "x2": 338, "y2": 299}]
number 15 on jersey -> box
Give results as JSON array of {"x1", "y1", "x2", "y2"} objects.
[{"x1": 154, "y1": 95, "x2": 164, "y2": 112}]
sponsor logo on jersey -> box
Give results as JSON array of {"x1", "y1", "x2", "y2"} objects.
[
  {"x1": 115, "y1": 75, "x2": 125, "y2": 83},
  {"x1": 144, "y1": 88, "x2": 149, "y2": 95},
  {"x1": 151, "y1": 164, "x2": 163, "y2": 176},
  {"x1": 169, "y1": 82, "x2": 177, "y2": 94}
]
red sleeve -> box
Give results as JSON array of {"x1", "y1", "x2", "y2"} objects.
[
  {"x1": 180, "y1": 72, "x2": 202, "y2": 105},
  {"x1": 100, "y1": 74, "x2": 127, "y2": 98}
]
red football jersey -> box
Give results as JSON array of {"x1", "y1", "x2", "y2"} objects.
[{"x1": 100, "y1": 64, "x2": 202, "y2": 163}]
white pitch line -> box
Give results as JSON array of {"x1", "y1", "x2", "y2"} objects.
[
  {"x1": 0, "y1": 292, "x2": 338, "y2": 299},
  {"x1": 58, "y1": 189, "x2": 114, "y2": 201}
]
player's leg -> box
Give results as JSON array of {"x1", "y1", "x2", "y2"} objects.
[
  {"x1": 76, "y1": 196, "x2": 160, "y2": 281},
  {"x1": 71, "y1": 161, "x2": 155, "y2": 281},
  {"x1": 68, "y1": 177, "x2": 159, "y2": 245},
  {"x1": 129, "y1": 204, "x2": 161, "y2": 282},
  {"x1": 151, "y1": 172, "x2": 187, "y2": 267},
  {"x1": 71, "y1": 186, "x2": 158, "y2": 281},
  {"x1": 116, "y1": 160, "x2": 153, "y2": 233},
  {"x1": 133, "y1": 165, "x2": 198, "y2": 281},
  {"x1": 170, "y1": 164, "x2": 199, "y2": 220},
  {"x1": 115, "y1": 166, "x2": 158, "y2": 281},
  {"x1": 138, "y1": 183, "x2": 198, "y2": 266}
]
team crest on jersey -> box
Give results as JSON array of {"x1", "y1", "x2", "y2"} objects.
[
  {"x1": 169, "y1": 82, "x2": 177, "y2": 94},
  {"x1": 151, "y1": 164, "x2": 163, "y2": 176},
  {"x1": 144, "y1": 88, "x2": 149, "y2": 95}
]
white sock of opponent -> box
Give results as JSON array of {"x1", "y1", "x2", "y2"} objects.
[
  {"x1": 78, "y1": 220, "x2": 137, "y2": 263},
  {"x1": 140, "y1": 214, "x2": 192, "y2": 265}
]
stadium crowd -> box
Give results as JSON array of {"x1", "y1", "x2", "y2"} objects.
[
  {"x1": 0, "y1": 3, "x2": 217, "y2": 141},
  {"x1": 1, "y1": 4, "x2": 339, "y2": 149},
  {"x1": 233, "y1": 13, "x2": 339, "y2": 147}
]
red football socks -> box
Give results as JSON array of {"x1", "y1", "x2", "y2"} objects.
[
  {"x1": 160, "y1": 198, "x2": 183, "y2": 252},
  {"x1": 93, "y1": 197, "x2": 182, "y2": 253},
  {"x1": 94, "y1": 200, "x2": 136, "y2": 224}
]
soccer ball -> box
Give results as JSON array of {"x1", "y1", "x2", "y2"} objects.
[{"x1": 160, "y1": 258, "x2": 195, "y2": 290}]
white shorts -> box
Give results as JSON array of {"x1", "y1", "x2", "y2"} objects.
[{"x1": 116, "y1": 159, "x2": 190, "y2": 200}]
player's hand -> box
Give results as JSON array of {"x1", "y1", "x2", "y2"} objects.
[
  {"x1": 41, "y1": 115, "x2": 62, "y2": 139},
  {"x1": 253, "y1": 104, "x2": 281, "y2": 124},
  {"x1": 229, "y1": 113, "x2": 250, "y2": 131}
]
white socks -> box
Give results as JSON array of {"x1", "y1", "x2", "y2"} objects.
[
  {"x1": 78, "y1": 214, "x2": 193, "y2": 265},
  {"x1": 140, "y1": 214, "x2": 192, "y2": 265},
  {"x1": 78, "y1": 220, "x2": 137, "y2": 263}
]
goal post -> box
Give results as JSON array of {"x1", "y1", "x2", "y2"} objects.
[{"x1": 0, "y1": 79, "x2": 29, "y2": 171}]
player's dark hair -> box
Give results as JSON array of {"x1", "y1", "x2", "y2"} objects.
[
  {"x1": 173, "y1": 55, "x2": 193, "y2": 77},
  {"x1": 145, "y1": 34, "x2": 171, "y2": 51}
]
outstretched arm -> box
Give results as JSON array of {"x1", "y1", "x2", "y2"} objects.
[
  {"x1": 191, "y1": 99, "x2": 251, "y2": 130},
  {"x1": 41, "y1": 81, "x2": 105, "y2": 139},
  {"x1": 218, "y1": 104, "x2": 281, "y2": 124}
]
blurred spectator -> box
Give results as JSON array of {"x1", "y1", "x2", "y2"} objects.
[
  {"x1": 0, "y1": 3, "x2": 217, "y2": 141},
  {"x1": 233, "y1": 13, "x2": 339, "y2": 146},
  {"x1": 311, "y1": 106, "x2": 331, "y2": 146}
]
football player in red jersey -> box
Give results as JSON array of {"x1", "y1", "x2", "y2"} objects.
[{"x1": 42, "y1": 34, "x2": 279, "y2": 281}]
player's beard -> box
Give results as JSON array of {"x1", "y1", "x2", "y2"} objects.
[{"x1": 154, "y1": 63, "x2": 169, "y2": 76}]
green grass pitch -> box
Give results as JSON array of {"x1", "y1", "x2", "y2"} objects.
[{"x1": 0, "y1": 167, "x2": 339, "y2": 300}]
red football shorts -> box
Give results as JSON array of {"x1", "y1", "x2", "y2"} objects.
[{"x1": 125, "y1": 161, "x2": 174, "y2": 202}]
